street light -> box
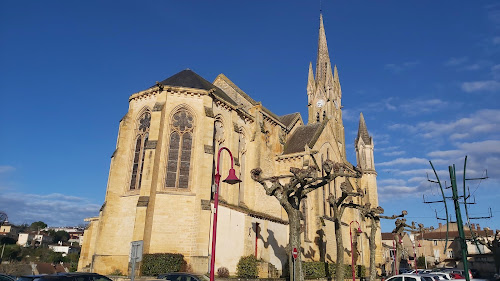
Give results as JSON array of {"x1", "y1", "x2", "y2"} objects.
[
  {"x1": 350, "y1": 220, "x2": 362, "y2": 281},
  {"x1": 209, "y1": 147, "x2": 241, "y2": 281}
]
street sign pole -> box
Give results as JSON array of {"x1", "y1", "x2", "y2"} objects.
[{"x1": 129, "y1": 241, "x2": 144, "y2": 281}]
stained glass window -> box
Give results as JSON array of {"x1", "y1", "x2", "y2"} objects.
[
  {"x1": 166, "y1": 109, "x2": 194, "y2": 189},
  {"x1": 130, "y1": 111, "x2": 151, "y2": 190}
]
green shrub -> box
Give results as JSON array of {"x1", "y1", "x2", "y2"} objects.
[
  {"x1": 109, "y1": 269, "x2": 124, "y2": 276},
  {"x1": 303, "y1": 261, "x2": 326, "y2": 279},
  {"x1": 236, "y1": 255, "x2": 258, "y2": 278},
  {"x1": 141, "y1": 253, "x2": 186, "y2": 276},
  {"x1": 356, "y1": 265, "x2": 366, "y2": 277},
  {"x1": 217, "y1": 267, "x2": 229, "y2": 278}
]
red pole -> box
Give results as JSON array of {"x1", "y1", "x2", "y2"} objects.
[
  {"x1": 209, "y1": 147, "x2": 239, "y2": 281},
  {"x1": 350, "y1": 221, "x2": 360, "y2": 281},
  {"x1": 255, "y1": 223, "x2": 259, "y2": 258},
  {"x1": 350, "y1": 225, "x2": 355, "y2": 281},
  {"x1": 209, "y1": 170, "x2": 221, "y2": 281}
]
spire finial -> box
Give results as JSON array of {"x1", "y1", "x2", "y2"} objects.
[{"x1": 315, "y1": 13, "x2": 332, "y2": 87}]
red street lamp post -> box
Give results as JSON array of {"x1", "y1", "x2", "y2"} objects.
[
  {"x1": 209, "y1": 147, "x2": 241, "y2": 281},
  {"x1": 350, "y1": 221, "x2": 362, "y2": 281}
]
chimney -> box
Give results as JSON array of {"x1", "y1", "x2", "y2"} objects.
[
  {"x1": 471, "y1": 223, "x2": 476, "y2": 230},
  {"x1": 439, "y1": 223, "x2": 442, "y2": 228},
  {"x1": 477, "y1": 224, "x2": 481, "y2": 231}
]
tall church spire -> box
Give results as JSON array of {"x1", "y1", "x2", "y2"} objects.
[
  {"x1": 315, "y1": 14, "x2": 332, "y2": 85},
  {"x1": 356, "y1": 112, "x2": 372, "y2": 145}
]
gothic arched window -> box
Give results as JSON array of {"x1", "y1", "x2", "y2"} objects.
[
  {"x1": 165, "y1": 109, "x2": 194, "y2": 189},
  {"x1": 130, "y1": 111, "x2": 151, "y2": 190}
]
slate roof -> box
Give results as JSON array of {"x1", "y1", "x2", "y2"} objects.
[
  {"x1": 156, "y1": 69, "x2": 238, "y2": 106},
  {"x1": 279, "y1": 113, "x2": 301, "y2": 129},
  {"x1": 283, "y1": 122, "x2": 325, "y2": 154}
]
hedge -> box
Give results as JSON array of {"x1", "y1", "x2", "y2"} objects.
[
  {"x1": 236, "y1": 255, "x2": 259, "y2": 278},
  {"x1": 141, "y1": 253, "x2": 186, "y2": 276},
  {"x1": 302, "y1": 261, "x2": 366, "y2": 279}
]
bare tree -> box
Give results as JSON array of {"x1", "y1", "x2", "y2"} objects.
[
  {"x1": 251, "y1": 159, "x2": 362, "y2": 281},
  {"x1": 328, "y1": 196, "x2": 407, "y2": 281},
  {"x1": 477, "y1": 230, "x2": 500, "y2": 275},
  {"x1": 390, "y1": 218, "x2": 419, "y2": 273},
  {"x1": 326, "y1": 180, "x2": 364, "y2": 281},
  {"x1": 359, "y1": 205, "x2": 407, "y2": 281}
]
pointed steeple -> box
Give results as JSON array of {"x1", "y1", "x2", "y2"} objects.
[
  {"x1": 333, "y1": 64, "x2": 339, "y2": 82},
  {"x1": 356, "y1": 113, "x2": 371, "y2": 144},
  {"x1": 307, "y1": 62, "x2": 315, "y2": 90},
  {"x1": 315, "y1": 14, "x2": 332, "y2": 86}
]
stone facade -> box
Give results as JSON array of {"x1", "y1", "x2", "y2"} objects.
[{"x1": 78, "y1": 14, "x2": 381, "y2": 276}]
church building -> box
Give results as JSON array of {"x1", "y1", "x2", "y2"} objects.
[{"x1": 78, "y1": 14, "x2": 381, "y2": 276}]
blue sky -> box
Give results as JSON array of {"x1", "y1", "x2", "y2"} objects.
[{"x1": 1, "y1": 1, "x2": 499, "y2": 233}]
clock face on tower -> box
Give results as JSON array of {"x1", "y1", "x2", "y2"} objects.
[{"x1": 316, "y1": 99, "x2": 325, "y2": 108}]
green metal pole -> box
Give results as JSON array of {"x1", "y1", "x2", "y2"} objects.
[{"x1": 449, "y1": 165, "x2": 470, "y2": 281}]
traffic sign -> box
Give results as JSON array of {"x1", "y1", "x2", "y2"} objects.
[
  {"x1": 129, "y1": 240, "x2": 144, "y2": 262},
  {"x1": 292, "y1": 247, "x2": 298, "y2": 259}
]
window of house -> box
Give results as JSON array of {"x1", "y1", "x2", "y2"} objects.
[
  {"x1": 165, "y1": 109, "x2": 194, "y2": 189},
  {"x1": 433, "y1": 240, "x2": 438, "y2": 246},
  {"x1": 130, "y1": 111, "x2": 151, "y2": 190},
  {"x1": 447, "y1": 250, "x2": 454, "y2": 258}
]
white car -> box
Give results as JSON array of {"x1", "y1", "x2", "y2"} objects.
[
  {"x1": 429, "y1": 272, "x2": 452, "y2": 280},
  {"x1": 386, "y1": 274, "x2": 435, "y2": 281}
]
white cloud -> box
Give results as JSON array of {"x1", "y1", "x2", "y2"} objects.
[
  {"x1": 383, "y1": 151, "x2": 405, "y2": 156},
  {"x1": 461, "y1": 64, "x2": 481, "y2": 71},
  {"x1": 0, "y1": 166, "x2": 15, "y2": 174},
  {"x1": 445, "y1": 57, "x2": 468, "y2": 66},
  {"x1": 0, "y1": 192, "x2": 100, "y2": 226},
  {"x1": 388, "y1": 109, "x2": 500, "y2": 140},
  {"x1": 427, "y1": 149, "x2": 463, "y2": 158},
  {"x1": 378, "y1": 157, "x2": 429, "y2": 167},
  {"x1": 450, "y1": 133, "x2": 469, "y2": 140},
  {"x1": 385, "y1": 61, "x2": 420, "y2": 73},
  {"x1": 461, "y1": 80, "x2": 500, "y2": 92}
]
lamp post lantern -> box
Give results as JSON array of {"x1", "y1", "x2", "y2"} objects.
[
  {"x1": 350, "y1": 220, "x2": 362, "y2": 281},
  {"x1": 209, "y1": 147, "x2": 241, "y2": 281}
]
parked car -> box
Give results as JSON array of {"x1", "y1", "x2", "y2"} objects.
[
  {"x1": 17, "y1": 275, "x2": 47, "y2": 281},
  {"x1": 0, "y1": 274, "x2": 15, "y2": 281},
  {"x1": 429, "y1": 272, "x2": 453, "y2": 280},
  {"x1": 419, "y1": 274, "x2": 441, "y2": 281},
  {"x1": 157, "y1": 273, "x2": 203, "y2": 281},
  {"x1": 408, "y1": 270, "x2": 432, "y2": 274},
  {"x1": 469, "y1": 269, "x2": 480, "y2": 278},
  {"x1": 28, "y1": 273, "x2": 112, "y2": 281},
  {"x1": 386, "y1": 274, "x2": 431, "y2": 281}
]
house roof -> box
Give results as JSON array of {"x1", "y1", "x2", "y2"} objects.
[
  {"x1": 283, "y1": 122, "x2": 325, "y2": 154},
  {"x1": 417, "y1": 228, "x2": 494, "y2": 240},
  {"x1": 156, "y1": 69, "x2": 238, "y2": 106},
  {"x1": 381, "y1": 232, "x2": 395, "y2": 241}
]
